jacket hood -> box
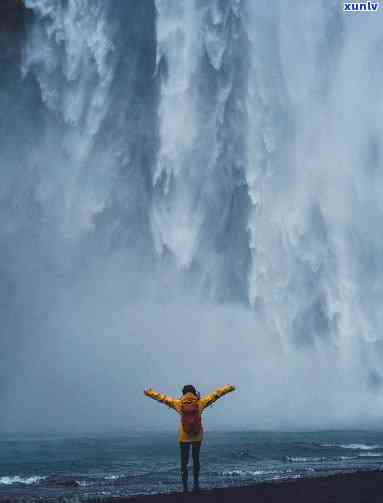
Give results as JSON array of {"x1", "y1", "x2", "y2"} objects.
[{"x1": 181, "y1": 392, "x2": 199, "y2": 404}]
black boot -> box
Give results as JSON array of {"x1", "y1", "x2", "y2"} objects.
[
  {"x1": 182, "y1": 471, "x2": 188, "y2": 493},
  {"x1": 193, "y1": 470, "x2": 200, "y2": 493}
]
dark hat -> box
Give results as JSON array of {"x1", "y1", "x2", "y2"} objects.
[{"x1": 182, "y1": 384, "x2": 198, "y2": 396}]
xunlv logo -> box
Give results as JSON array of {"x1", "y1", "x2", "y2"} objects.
[{"x1": 344, "y1": 2, "x2": 379, "y2": 11}]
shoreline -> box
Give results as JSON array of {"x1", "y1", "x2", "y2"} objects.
[
  {"x1": 0, "y1": 470, "x2": 382, "y2": 502},
  {"x1": 96, "y1": 470, "x2": 383, "y2": 503}
]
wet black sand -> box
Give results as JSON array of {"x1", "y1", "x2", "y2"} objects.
[
  {"x1": 106, "y1": 471, "x2": 383, "y2": 503},
  {"x1": 0, "y1": 470, "x2": 382, "y2": 502}
]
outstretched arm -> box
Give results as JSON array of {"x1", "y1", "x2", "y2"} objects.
[
  {"x1": 200, "y1": 384, "x2": 235, "y2": 410},
  {"x1": 144, "y1": 389, "x2": 179, "y2": 411}
]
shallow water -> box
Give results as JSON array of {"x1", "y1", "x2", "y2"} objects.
[{"x1": 0, "y1": 431, "x2": 383, "y2": 500}]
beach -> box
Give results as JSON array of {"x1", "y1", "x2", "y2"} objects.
[
  {"x1": 0, "y1": 470, "x2": 382, "y2": 502},
  {"x1": 103, "y1": 471, "x2": 383, "y2": 503}
]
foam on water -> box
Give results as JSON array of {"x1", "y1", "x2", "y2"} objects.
[
  {"x1": 0, "y1": 475, "x2": 45, "y2": 485},
  {"x1": 357, "y1": 452, "x2": 383, "y2": 458},
  {"x1": 104, "y1": 474, "x2": 121, "y2": 480},
  {"x1": 287, "y1": 456, "x2": 327, "y2": 463},
  {"x1": 320, "y1": 443, "x2": 382, "y2": 450},
  {"x1": 340, "y1": 444, "x2": 381, "y2": 450},
  {"x1": 222, "y1": 469, "x2": 269, "y2": 477}
]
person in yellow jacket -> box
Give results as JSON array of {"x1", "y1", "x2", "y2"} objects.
[{"x1": 144, "y1": 383, "x2": 235, "y2": 493}]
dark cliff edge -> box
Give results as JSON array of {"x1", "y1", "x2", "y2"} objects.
[
  {"x1": 0, "y1": 0, "x2": 29, "y2": 33},
  {"x1": 0, "y1": 0, "x2": 30, "y2": 64}
]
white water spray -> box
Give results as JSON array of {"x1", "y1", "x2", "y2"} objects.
[{"x1": 1, "y1": 0, "x2": 383, "y2": 431}]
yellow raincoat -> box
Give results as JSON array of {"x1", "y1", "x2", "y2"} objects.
[{"x1": 144, "y1": 385, "x2": 235, "y2": 442}]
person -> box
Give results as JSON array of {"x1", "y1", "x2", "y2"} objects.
[{"x1": 144, "y1": 384, "x2": 236, "y2": 493}]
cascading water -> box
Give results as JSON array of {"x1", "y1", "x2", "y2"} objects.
[
  {"x1": 152, "y1": 0, "x2": 249, "y2": 300},
  {"x1": 1, "y1": 0, "x2": 383, "y2": 431}
]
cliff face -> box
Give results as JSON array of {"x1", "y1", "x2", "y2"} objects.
[
  {"x1": 0, "y1": 0, "x2": 31, "y2": 72},
  {"x1": 0, "y1": 0, "x2": 27, "y2": 32},
  {"x1": 0, "y1": 0, "x2": 29, "y2": 67}
]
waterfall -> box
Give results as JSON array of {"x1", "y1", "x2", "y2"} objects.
[
  {"x1": 152, "y1": 0, "x2": 249, "y2": 299},
  {"x1": 243, "y1": 0, "x2": 383, "y2": 372},
  {"x1": 151, "y1": 0, "x2": 204, "y2": 268},
  {"x1": 21, "y1": 0, "x2": 115, "y2": 239},
  {"x1": 1, "y1": 0, "x2": 383, "y2": 431}
]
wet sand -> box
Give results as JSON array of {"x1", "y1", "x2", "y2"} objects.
[{"x1": 110, "y1": 470, "x2": 383, "y2": 503}]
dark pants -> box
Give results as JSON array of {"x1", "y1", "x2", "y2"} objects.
[{"x1": 180, "y1": 441, "x2": 201, "y2": 487}]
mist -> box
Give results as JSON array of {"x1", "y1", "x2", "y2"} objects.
[{"x1": 1, "y1": 0, "x2": 383, "y2": 433}]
